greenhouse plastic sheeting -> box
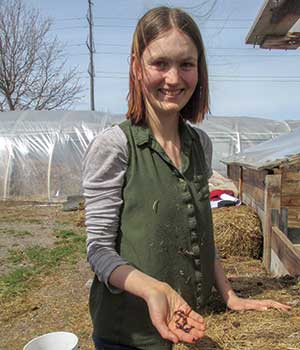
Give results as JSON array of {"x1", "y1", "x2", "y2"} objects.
[
  {"x1": 0, "y1": 111, "x2": 120, "y2": 201},
  {"x1": 0, "y1": 111, "x2": 298, "y2": 201},
  {"x1": 223, "y1": 127, "x2": 300, "y2": 170},
  {"x1": 195, "y1": 116, "x2": 298, "y2": 174}
]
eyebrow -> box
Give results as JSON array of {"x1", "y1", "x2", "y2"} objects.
[{"x1": 149, "y1": 55, "x2": 197, "y2": 61}]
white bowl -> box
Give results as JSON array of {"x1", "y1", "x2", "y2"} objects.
[{"x1": 23, "y1": 331, "x2": 78, "y2": 350}]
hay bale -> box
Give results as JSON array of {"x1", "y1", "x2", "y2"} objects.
[{"x1": 213, "y1": 205, "x2": 262, "y2": 259}]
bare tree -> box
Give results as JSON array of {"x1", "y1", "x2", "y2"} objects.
[{"x1": 0, "y1": 0, "x2": 82, "y2": 111}]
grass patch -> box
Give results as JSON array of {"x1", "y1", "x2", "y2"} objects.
[
  {"x1": 55, "y1": 229, "x2": 77, "y2": 239},
  {"x1": 7, "y1": 249, "x2": 25, "y2": 264},
  {"x1": 0, "y1": 267, "x2": 36, "y2": 295},
  {"x1": 0, "y1": 228, "x2": 33, "y2": 237},
  {"x1": 24, "y1": 218, "x2": 43, "y2": 224},
  {"x1": 0, "y1": 230, "x2": 86, "y2": 298}
]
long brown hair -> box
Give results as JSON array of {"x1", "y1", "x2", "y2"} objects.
[{"x1": 126, "y1": 6, "x2": 210, "y2": 124}]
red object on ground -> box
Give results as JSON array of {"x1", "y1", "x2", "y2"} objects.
[{"x1": 210, "y1": 189, "x2": 235, "y2": 201}]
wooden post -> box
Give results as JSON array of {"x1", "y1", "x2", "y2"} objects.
[
  {"x1": 271, "y1": 208, "x2": 279, "y2": 227},
  {"x1": 263, "y1": 175, "x2": 281, "y2": 272},
  {"x1": 280, "y1": 207, "x2": 288, "y2": 236},
  {"x1": 239, "y1": 166, "x2": 243, "y2": 202}
]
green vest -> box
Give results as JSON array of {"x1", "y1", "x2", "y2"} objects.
[{"x1": 89, "y1": 120, "x2": 215, "y2": 350}]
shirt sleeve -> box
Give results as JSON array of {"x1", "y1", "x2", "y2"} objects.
[
  {"x1": 194, "y1": 128, "x2": 213, "y2": 178},
  {"x1": 82, "y1": 125, "x2": 129, "y2": 294}
]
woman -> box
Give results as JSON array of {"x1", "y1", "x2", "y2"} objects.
[{"x1": 83, "y1": 7, "x2": 290, "y2": 350}]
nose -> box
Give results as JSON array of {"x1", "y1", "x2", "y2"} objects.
[{"x1": 165, "y1": 66, "x2": 180, "y2": 84}]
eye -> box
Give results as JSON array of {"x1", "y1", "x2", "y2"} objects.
[
  {"x1": 152, "y1": 60, "x2": 168, "y2": 70},
  {"x1": 181, "y1": 62, "x2": 196, "y2": 70}
]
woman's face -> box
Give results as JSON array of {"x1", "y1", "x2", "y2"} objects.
[{"x1": 140, "y1": 28, "x2": 198, "y2": 118}]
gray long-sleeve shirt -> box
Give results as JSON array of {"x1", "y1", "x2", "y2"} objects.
[{"x1": 82, "y1": 124, "x2": 213, "y2": 293}]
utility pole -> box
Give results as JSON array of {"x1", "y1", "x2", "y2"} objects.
[{"x1": 87, "y1": 0, "x2": 95, "y2": 111}]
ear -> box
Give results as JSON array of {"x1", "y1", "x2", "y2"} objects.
[{"x1": 132, "y1": 55, "x2": 142, "y2": 80}]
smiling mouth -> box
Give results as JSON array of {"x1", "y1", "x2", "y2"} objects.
[{"x1": 158, "y1": 88, "x2": 184, "y2": 97}]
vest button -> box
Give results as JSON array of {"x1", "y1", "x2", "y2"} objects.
[
  {"x1": 190, "y1": 231, "x2": 197, "y2": 242},
  {"x1": 195, "y1": 270, "x2": 202, "y2": 282},
  {"x1": 192, "y1": 244, "x2": 200, "y2": 256},
  {"x1": 182, "y1": 192, "x2": 192, "y2": 203},
  {"x1": 194, "y1": 182, "x2": 201, "y2": 191},
  {"x1": 196, "y1": 283, "x2": 202, "y2": 293},
  {"x1": 194, "y1": 258, "x2": 201, "y2": 268},
  {"x1": 182, "y1": 183, "x2": 188, "y2": 192},
  {"x1": 196, "y1": 296, "x2": 202, "y2": 305},
  {"x1": 188, "y1": 217, "x2": 197, "y2": 230},
  {"x1": 186, "y1": 205, "x2": 195, "y2": 217}
]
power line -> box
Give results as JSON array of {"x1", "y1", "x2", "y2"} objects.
[
  {"x1": 66, "y1": 42, "x2": 263, "y2": 51},
  {"x1": 75, "y1": 75, "x2": 300, "y2": 84},
  {"x1": 95, "y1": 71, "x2": 300, "y2": 79},
  {"x1": 67, "y1": 51, "x2": 300, "y2": 59},
  {"x1": 92, "y1": 75, "x2": 300, "y2": 83},
  {"x1": 53, "y1": 16, "x2": 253, "y2": 22},
  {"x1": 91, "y1": 51, "x2": 300, "y2": 57},
  {"x1": 53, "y1": 23, "x2": 250, "y2": 30}
]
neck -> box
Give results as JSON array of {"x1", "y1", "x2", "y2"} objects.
[{"x1": 145, "y1": 105, "x2": 180, "y2": 142}]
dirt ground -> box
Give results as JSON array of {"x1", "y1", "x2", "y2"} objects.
[{"x1": 0, "y1": 202, "x2": 300, "y2": 350}]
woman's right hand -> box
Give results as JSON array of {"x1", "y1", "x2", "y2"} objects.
[
  {"x1": 144, "y1": 282, "x2": 206, "y2": 344},
  {"x1": 109, "y1": 266, "x2": 205, "y2": 344}
]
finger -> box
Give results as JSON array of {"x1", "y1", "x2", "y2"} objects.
[
  {"x1": 169, "y1": 316, "x2": 205, "y2": 343},
  {"x1": 173, "y1": 327, "x2": 205, "y2": 344},
  {"x1": 266, "y1": 301, "x2": 291, "y2": 311},
  {"x1": 186, "y1": 316, "x2": 206, "y2": 332},
  {"x1": 253, "y1": 300, "x2": 291, "y2": 312},
  {"x1": 188, "y1": 309, "x2": 205, "y2": 324},
  {"x1": 153, "y1": 320, "x2": 179, "y2": 344}
]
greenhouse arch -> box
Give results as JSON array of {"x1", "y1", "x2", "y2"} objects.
[{"x1": 0, "y1": 111, "x2": 298, "y2": 202}]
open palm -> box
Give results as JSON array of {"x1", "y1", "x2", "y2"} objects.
[{"x1": 145, "y1": 284, "x2": 206, "y2": 344}]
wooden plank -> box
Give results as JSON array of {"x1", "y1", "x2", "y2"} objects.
[
  {"x1": 227, "y1": 165, "x2": 240, "y2": 183},
  {"x1": 271, "y1": 208, "x2": 279, "y2": 227},
  {"x1": 270, "y1": 249, "x2": 289, "y2": 276},
  {"x1": 282, "y1": 172, "x2": 300, "y2": 182},
  {"x1": 281, "y1": 195, "x2": 300, "y2": 207},
  {"x1": 280, "y1": 207, "x2": 288, "y2": 235},
  {"x1": 282, "y1": 181, "x2": 300, "y2": 195},
  {"x1": 243, "y1": 168, "x2": 268, "y2": 190},
  {"x1": 288, "y1": 207, "x2": 300, "y2": 228},
  {"x1": 243, "y1": 193, "x2": 265, "y2": 223},
  {"x1": 243, "y1": 182, "x2": 265, "y2": 208},
  {"x1": 246, "y1": 0, "x2": 300, "y2": 46},
  {"x1": 263, "y1": 174, "x2": 281, "y2": 272},
  {"x1": 271, "y1": 226, "x2": 300, "y2": 276}
]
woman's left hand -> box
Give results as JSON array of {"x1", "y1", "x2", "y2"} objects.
[{"x1": 226, "y1": 294, "x2": 291, "y2": 312}]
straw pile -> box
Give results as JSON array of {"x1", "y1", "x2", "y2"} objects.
[{"x1": 212, "y1": 205, "x2": 263, "y2": 259}]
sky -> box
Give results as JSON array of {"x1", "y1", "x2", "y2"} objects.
[{"x1": 29, "y1": 0, "x2": 300, "y2": 120}]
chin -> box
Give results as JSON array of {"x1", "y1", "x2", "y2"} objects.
[{"x1": 157, "y1": 99, "x2": 185, "y2": 110}]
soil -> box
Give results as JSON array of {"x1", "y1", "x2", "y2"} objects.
[{"x1": 0, "y1": 201, "x2": 300, "y2": 350}]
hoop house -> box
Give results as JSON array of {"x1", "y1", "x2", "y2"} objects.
[
  {"x1": 0, "y1": 111, "x2": 297, "y2": 202},
  {"x1": 0, "y1": 111, "x2": 122, "y2": 201}
]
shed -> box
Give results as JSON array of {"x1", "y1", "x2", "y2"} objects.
[
  {"x1": 246, "y1": 0, "x2": 300, "y2": 49},
  {"x1": 223, "y1": 129, "x2": 300, "y2": 276}
]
